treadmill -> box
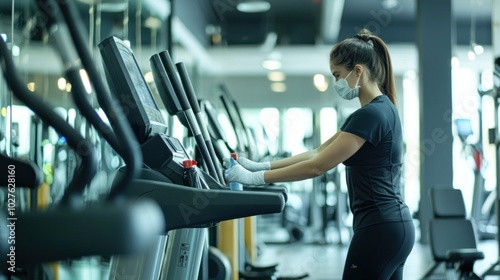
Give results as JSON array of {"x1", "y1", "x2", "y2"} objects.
[
  {"x1": 0, "y1": 1, "x2": 167, "y2": 274},
  {"x1": 98, "y1": 36, "x2": 286, "y2": 280}
]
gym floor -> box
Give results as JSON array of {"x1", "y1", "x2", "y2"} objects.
[
  {"x1": 255, "y1": 219, "x2": 500, "y2": 280},
  {"x1": 3, "y1": 218, "x2": 497, "y2": 280}
]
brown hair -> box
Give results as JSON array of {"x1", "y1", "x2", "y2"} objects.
[{"x1": 329, "y1": 29, "x2": 396, "y2": 105}]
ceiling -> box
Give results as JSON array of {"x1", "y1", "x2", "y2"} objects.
[
  {"x1": 201, "y1": 0, "x2": 492, "y2": 47},
  {"x1": 0, "y1": 0, "x2": 496, "y2": 110}
]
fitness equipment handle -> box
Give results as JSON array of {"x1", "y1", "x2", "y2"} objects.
[
  {"x1": 10, "y1": 200, "x2": 165, "y2": 268},
  {"x1": 121, "y1": 179, "x2": 285, "y2": 231},
  {"x1": 0, "y1": 36, "x2": 97, "y2": 207}
]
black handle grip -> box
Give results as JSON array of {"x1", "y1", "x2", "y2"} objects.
[
  {"x1": 150, "y1": 54, "x2": 183, "y2": 115},
  {"x1": 176, "y1": 62, "x2": 202, "y2": 114},
  {"x1": 158, "y1": 51, "x2": 192, "y2": 111},
  {"x1": 13, "y1": 200, "x2": 165, "y2": 268}
]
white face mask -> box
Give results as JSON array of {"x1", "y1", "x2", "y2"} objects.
[{"x1": 333, "y1": 70, "x2": 361, "y2": 100}]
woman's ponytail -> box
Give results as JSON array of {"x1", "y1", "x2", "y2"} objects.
[{"x1": 370, "y1": 36, "x2": 396, "y2": 105}]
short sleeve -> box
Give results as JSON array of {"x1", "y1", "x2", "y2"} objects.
[{"x1": 340, "y1": 107, "x2": 385, "y2": 146}]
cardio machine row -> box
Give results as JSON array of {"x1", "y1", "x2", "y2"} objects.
[{"x1": 0, "y1": 0, "x2": 289, "y2": 279}]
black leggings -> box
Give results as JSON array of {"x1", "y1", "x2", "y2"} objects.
[{"x1": 342, "y1": 221, "x2": 415, "y2": 280}]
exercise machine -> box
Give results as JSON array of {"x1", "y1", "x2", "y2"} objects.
[
  {"x1": 0, "y1": 5, "x2": 166, "y2": 276},
  {"x1": 97, "y1": 35, "x2": 286, "y2": 280}
]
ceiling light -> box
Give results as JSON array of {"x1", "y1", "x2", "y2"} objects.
[
  {"x1": 313, "y1": 74, "x2": 329, "y2": 92},
  {"x1": 144, "y1": 17, "x2": 162, "y2": 29},
  {"x1": 268, "y1": 71, "x2": 286, "y2": 82},
  {"x1": 262, "y1": 60, "x2": 282, "y2": 70},
  {"x1": 58, "y1": 78, "x2": 67, "y2": 91},
  {"x1": 467, "y1": 50, "x2": 476, "y2": 61},
  {"x1": 270, "y1": 82, "x2": 286, "y2": 93},
  {"x1": 144, "y1": 71, "x2": 154, "y2": 83},
  {"x1": 473, "y1": 43, "x2": 484, "y2": 55},
  {"x1": 27, "y1": 82, "x2": 35, "y2": 92},
  {"x1": 237, "y1": 1, "x2": 271, "y2": 13},
  {"x1": 66, "y1": 83, "x2": 72, "y2": 93}
]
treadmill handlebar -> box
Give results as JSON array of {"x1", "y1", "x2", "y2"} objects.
[
  {"x1": 149, "y1": 54, "x2": 183, "y2": 116},
  {"x1": 199, "y1": 168, "x2": 289, "y2": 202},
  {"x1": 2, "y1": 199, "x2": 165, "y2": 269},
  {"x1": 158, "y1": 51, "x2": 192, "y2": 112},
  {"x1": 176, "y1": 62, "x2": 202, "y2": 114},
  {"x1": 122, "y1": 179, "x2": 285, "y2": 231},
  {"x1": 0, "y1": 154, "x2": 43, "y2": 189}
]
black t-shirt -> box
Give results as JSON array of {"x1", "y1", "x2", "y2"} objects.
[{"x1": 340, "y1": 95, "x2": 412, "y2": 230}]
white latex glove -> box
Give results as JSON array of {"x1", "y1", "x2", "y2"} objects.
[
  {"x1": 223, "y1": 156, "x2": 270, "y2": 172},
  {"x1": 238, "y1": 157, "x2": 271, "y2": 172},
  {"x1": 225, "y1": 158, "x2": 266, "y2": 185}
]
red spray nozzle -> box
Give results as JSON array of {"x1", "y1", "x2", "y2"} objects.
[
  {"x1": 183, "y1": 159, "x2": 197, "y2": 168},
  {"x1": 230, "y1": 153, "x2": 238, "y2": 160}
]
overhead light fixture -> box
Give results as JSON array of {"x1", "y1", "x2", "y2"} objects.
[
  {"x1": 27, "y1": 82, "x2": 35, "y2": 92},
  {"x1": 263, "y1": 51, "x2": 282, "y2": 70},
  {"x1": 467, "y1": 50, "x2": 476, "y2": 61},
  {"x1": 268, "y1": 71, "x2": 286, "y2": 82},
  {"x1": 313, "y1": 74, "x2": 329, "y2": 92},
  {"x1": 237, "y1": 1, "x2": 271, "y2": 13},
  {"x1": 58, "y1": 78, "x2": 67, "y2": 91},
  {"x1": 270, "y1": 82, "x2": 286, "y2": 93},
  {"x1": 472, "y1": 42, "x2": 484, "y2": 55},
  {"x1": 144, "y1": 71, "x2": 154, "y2": 83},
  {"x1": 144, "y1": 17, "x2": 162, "y2": 29},
  {"x1": 66, "y1": 83, "x2": 72, "y2": 93},
  {"x1": 262, "y1": 60, "x2": 282, "y2": 70}
]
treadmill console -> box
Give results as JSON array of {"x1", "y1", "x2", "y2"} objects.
[{"x1": 98, "y1": 36, "x2": 168, "y2": 144}]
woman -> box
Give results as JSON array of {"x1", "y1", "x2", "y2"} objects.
[{"x1": 225, "y1": 28, "x2": 415, "y2": 279}]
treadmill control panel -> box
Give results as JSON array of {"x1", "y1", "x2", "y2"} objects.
[{"x1": 141, "y1": 134, "x2": 190, "y2": 184}]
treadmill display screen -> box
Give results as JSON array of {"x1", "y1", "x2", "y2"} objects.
[
  {"x1": 118, "y1": 43, "x2": 158, "y2": 110},
  {"x1": 99, "y1": 36, "x2": 168, "y2": 144}
]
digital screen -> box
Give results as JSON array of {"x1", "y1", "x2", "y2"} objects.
[
  {"x1": 98, "y1": 36, "x2": 168, "y2": 143},
  {"x1": 116, "y1": 42, "x2": 158, "y2": 110}
]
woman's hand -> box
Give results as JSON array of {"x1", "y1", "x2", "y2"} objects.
[
  {"x1": 238, "y1": 157, "x2": 271, "y2": 171},
  {"x1": 224, "y1": 159, "x2": 266, "y2": 185},
  {"x1": 223, "y1": 156, "x2": 270, "y2": 172}
]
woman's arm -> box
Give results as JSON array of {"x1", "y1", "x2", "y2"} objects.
[
  {"x1": 270, "y1": 130, "x2": 343, "y2": 169},
  {"x1": 264, "y1": 131, "x2": 365, "y2": 183}
]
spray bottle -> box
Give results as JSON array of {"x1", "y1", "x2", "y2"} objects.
[{"x1": 229, "y1": 153, "x2": 243, "y2": 191}]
